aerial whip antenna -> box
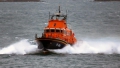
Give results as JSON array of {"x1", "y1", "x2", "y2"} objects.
[{"x1": 59, "y1": 6, "x2": 61, "y2": 13}]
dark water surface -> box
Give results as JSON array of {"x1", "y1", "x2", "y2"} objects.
[
  {"x1": 0, "y1": 54, "x2": 120, "y2": 68},
  {"x1": 0, "y1": 0, "x2": 120, "y2": 68}
]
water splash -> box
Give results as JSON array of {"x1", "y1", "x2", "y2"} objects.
[
  {"x1": 50, "y1": 40, "x2": 120, "y2": 54},
  {"x1": 0, "y1": 39, "x2": 120, "y2": 55},
  {"x1": 0, "y1": 39, "x2": 39, "y2": 55}
]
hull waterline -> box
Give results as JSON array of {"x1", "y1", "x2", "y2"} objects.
[{"x1": 36, "y1": 38, "x2": 68, "y2": 51}]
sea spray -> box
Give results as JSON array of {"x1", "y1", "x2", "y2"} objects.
[
  {"x1": 50, "y1": 41, "x2": 98, "y2": 54},
  {"x1": 51, "y1": 40, "x2": 120, "y2": 54},
  {"x1": 0, "y1": 39, "x2": 120, "y2": 55},
  {"x1": 0, "y1": 39, "x2": 39, "y2": 55}
]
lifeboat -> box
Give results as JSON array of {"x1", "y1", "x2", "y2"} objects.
[{"x1": 35, "y1": 6, "x2": 77, "y2": 52}]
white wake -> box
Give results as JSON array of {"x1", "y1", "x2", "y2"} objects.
[
  {"x1": 0, "y1": 39, "x2": 39, "y2": 55},
  {"x1": 0, "y1": 39, "x2": 120, "y2": 55},
  {"x1": 50, "y1": 40, "x2": 120, "y2": 54}
]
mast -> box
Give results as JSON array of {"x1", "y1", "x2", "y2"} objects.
[
  {"x1": 59, "y1": 6, "x2": 61, "y2": 14},
  {"x1": 49, "y1": 6, "x2": 67, "y2": 21}
]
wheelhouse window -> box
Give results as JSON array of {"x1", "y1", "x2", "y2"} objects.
[
  {"x1": 45, "y1": 29, "x2": 64, "y2": 33},
  {"x1": 45, "y1": 29, "x2": 50, "y2": 33},
  {"x1": 61, "y1": 30, "x2": 63, "y2": 33},
  {"x1": 56, "y1": 29, "x2": 60, "y2": 33},
  {"x1": 51, "y1": 29, "x2": 55, "y2": 32}
]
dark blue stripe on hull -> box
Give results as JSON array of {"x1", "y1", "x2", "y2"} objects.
[{"x1": 37, "y1": 38, "x2": 67, "y2": 49}]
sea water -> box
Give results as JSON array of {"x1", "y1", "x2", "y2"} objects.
[{"x1": 0, "y1": 0, "x2": 120, "y2": 68}]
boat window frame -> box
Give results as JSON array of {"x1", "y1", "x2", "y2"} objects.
[
  {"x1": 45, "y1": 28, "x2": 64, "y2": 33},
  {"x1": 61, "y1": 30, "x2": 63, "y2": 33},
  {"x1": 45, "y1": 29, "x2": 50, "y2": 33},
  {"x1": 56, "y1": 29, "x2": 61, "y2": 33},
  {"x1": 51, "y1": 29, "x2": 55, "y2": 32}
]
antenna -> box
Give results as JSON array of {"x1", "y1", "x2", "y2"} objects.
[
  {"x1": 66, "y1": 10, "x2": 68, "y2": 21},
  {"x1": 66, "y1": 10, "x2": 67, "y2": 16},
  {"x1": 59, "y1": 6, "x2": 61, "y2": 13}
]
